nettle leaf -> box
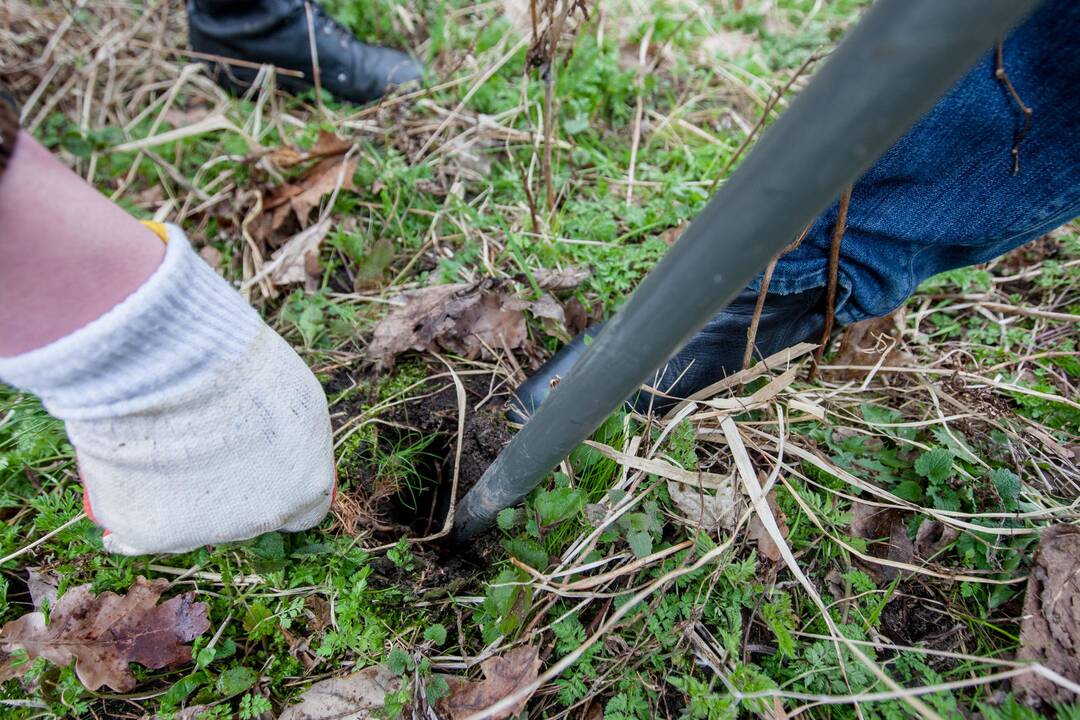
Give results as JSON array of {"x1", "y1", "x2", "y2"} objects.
[
  {"x1": 893, "y1": 480, "x2": 925, "y2": 503},
  {"x1": 915, "y1": 448, "x2": 954, "y2": 484},
  {"x1": 627, "y1": 531, "x2": 653, "y2": 558},
  {"x1": 386, "y1": 647, "x2": 413, "y2": 675},
  {"x1": 990, "y1": 468, "x2": 1021, "y2": 512},
  {"x1": 504, "y1": 538, "x2": 549, "y2": 571},
  {"x1": 534, "y1": 488, "x2": 586, "y2": 526},
  {"x1": 496, "y1": 507, "x2": 519, "y2": 531},
  {"x1": 423, "y1": 624, "x2": 447, "y2": 646},
  {"x1": 929, "y1": 485, "x2": 963, "y2": 513}
]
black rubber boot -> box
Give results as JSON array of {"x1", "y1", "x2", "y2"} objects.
[
  {"x1": 188, "y1": 0, "x2": 423, "y2": 104},
  {"x1": 506, "y1": 285, "x2": 827, "y2": 423}
]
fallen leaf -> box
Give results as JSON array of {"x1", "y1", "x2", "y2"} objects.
[
  {"x1": 748, "y1": 473, "x2": 788, "y2": 563},
  {"x1": 439, "y1": 645, "x2": 541, "y2": 720},
  {"x1": 582, "y1": 699, "x2": 604, "y2": 720},
  {"x1": 563, "y1": 297, "x2": 590, "y2": 336},
  {"x1": 367, "y1": 279, "x2": 564, "y2": 371},
  {"x1": 262, "y1": 151, "x2": 357, "y2": 232},
  {"x1": 278, "y1": 665, "x2": 401, "y2": 720},
  {"x1": 914, "y1": 519, "x2": 960, "y2": 560},
  {"x1": 25, "y1": 568, "x2": 59, "y2": 612},
  {"x1": 1013, "y1": 525, "x2": 1080, "y2": 708},
  {"x1": 668, "y1": 480, "x2": 738, "y2": 532},
  {"x1": 659, "y1": 222, "x2": 687, "y2": 246},
  {"x1": 269, "y1": 130, "x2": 353, "y2": 169},
  {"x1": 269, "y1": 218, "x2": 332, "y2": 289},
  {"x1": 825, "y1": 309, "x2": 913, "y2": 381},
  {"x1": 849, "y1": 501, "x2": 914, "y2": 582},
  {"x1": 0, "y1": 576, "x2": 209, "y2": 691}
]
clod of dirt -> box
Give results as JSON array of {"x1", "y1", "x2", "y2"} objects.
[
  {"x1": 849, "y1": 501, "x2": 914, "y2": 582},
  {"x1": 1013, "y1": 524, "x2": 1080, "y2": 708}
]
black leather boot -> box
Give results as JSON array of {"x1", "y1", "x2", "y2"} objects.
[
  {"x1": 506, "y1": 285, "x2": 827, "y2": 423},
  {"x1": 188, "y1": 0, "x2": 423, "y2": 104}
]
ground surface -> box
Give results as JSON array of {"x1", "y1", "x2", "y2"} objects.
[{"x1": 2, "y1": 1, "x2": 1079, "y2": 718}]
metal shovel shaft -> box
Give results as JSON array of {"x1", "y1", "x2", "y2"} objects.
[{"x1": 453, "y1": 0, "x2": 1042, "y2": 539}]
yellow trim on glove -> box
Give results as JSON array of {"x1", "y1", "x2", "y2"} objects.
[{"x1": 140, "y1": 221, "x2": 169, "y2": 244}]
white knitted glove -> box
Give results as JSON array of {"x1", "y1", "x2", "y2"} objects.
[{"x1": 0, "y1": 224, "x2": 334, "y2": 555}]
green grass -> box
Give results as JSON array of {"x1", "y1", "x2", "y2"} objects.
[{"x1": 2, "y1": 0, "x2": 1079, "y2": 718}]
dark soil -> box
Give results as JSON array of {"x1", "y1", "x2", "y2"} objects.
[
  {"x1": 879, "y1": 581, "x2": 966, "y2": 671},
  {"x1": 328, "y1": 369, "x2": 513, "y2": 541},
  {"x1": 384, "y1": 373, "x2": 514, "y2": 507}
]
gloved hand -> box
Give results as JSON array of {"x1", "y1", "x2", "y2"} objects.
[{"x1": 0, "y1": 223, "x2": 334, "y2": 555}]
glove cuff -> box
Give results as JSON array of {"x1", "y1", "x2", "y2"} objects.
[{"x1": 0, "y1": 224, "x2": 261, "y2": 419}]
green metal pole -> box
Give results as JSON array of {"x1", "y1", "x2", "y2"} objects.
[{"x1": 454, "y1": 0, "x2": 1042, "y2": 539}]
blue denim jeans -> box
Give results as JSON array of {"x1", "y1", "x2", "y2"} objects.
[{"x1": 760, "y1": 0, "x2": 1080, "y2": 325}]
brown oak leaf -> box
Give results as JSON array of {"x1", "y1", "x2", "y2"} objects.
[
  {"x1": 367, "y1": 279, "x2": 564, "y2": 372},
  {"x1": 0, "y1": 576, "x2": 209, "y2": 692},
  {"x1": 268, "y1": 130, "x2": 353, "y2": 169},
  {"x1": 439, "y1": 645, "x2": 541, "y2": 720}
]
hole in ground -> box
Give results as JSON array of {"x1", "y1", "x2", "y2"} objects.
[{"x1": 332, "y1": 373, "x2": 513, "y2": 540}]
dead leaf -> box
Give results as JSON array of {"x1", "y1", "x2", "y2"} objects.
[
  {"x1": 582, "y1": 700, "x2": 604, "y2": 720},
  {"x1": 0, "y1": 576, "x2": 209, "y2": 692},
  {"x1": 262, "y1": 151, "x2": 357, "y2": 235},
  {"x1": 914, "y1": 519, "x2": 960, "y2": 560},
  {"x1": 279, "y1": 665, "x2": 401, "y2": 720},
  {"x1": 748, "y1": 473, "x2": 788, "y2": 563},
  {"x1": 564, "y1": 297, "x2": 590, "y2": 336},
  {"x1": 825, "y1": 309, "x2": 913, "y2": 381},
  {"x1": 849, "y1": 501, "x2": 914, "y2": 582},
  {"x1": 269, "y1": 218, "x2": 332, "y2": 289},
  {"x1": 668, "y1": 480, "x2": 738, "y2": 532},
  {"x1": 1013, "y1": 525, "x2": 1080, "y2": 708},
  {"x1": 439, "y1": 645, "x2": 541, "y2": 720},
  {"x1": 659, "y1": 222, "x2": 687, "y2": 246},
  {"x1": 269, "y1": 130, "x2": 353, "y2": 169},
  {"x1": 25, "y1": 568, "x2": 58, "y2": 612},
  {"x1": 529, "y1": 266, "x2": 590, "y2": 291},
  {"x1": 367, "y1": 280, "x2": 564, "y2": 371}
]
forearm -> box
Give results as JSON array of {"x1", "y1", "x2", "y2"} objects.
[{"x1": 0, "y1": 131, "x2": 165, "y2": 356}]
